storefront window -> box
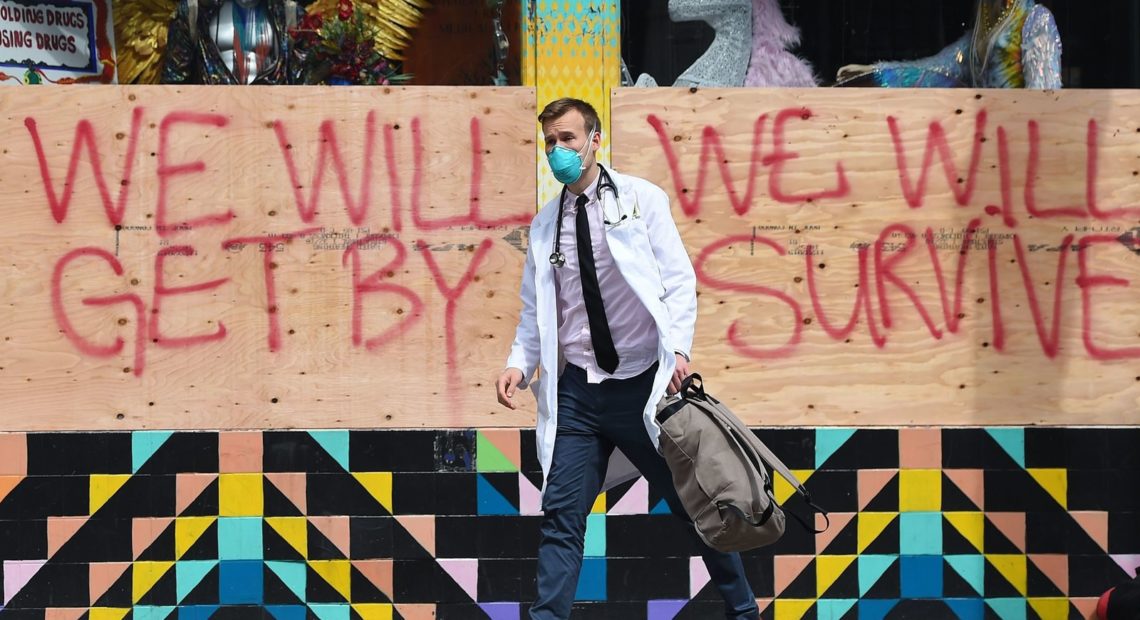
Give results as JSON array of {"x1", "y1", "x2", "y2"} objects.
[{"x1": 621, "y1": 0, "x2": 1140, "y2": 89}]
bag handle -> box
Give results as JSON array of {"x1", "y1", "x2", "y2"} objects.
[{"x1": 680, "y1": 375, "x2": 830, "y2": 534}]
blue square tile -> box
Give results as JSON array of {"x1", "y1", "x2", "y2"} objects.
[
  {"x1": 575, "y1": 557, "x2": 606, "y2": 601},
  {"x1": 900, "y1": 555, "x2": 943, "y2": 598},
  {"x1": 219, "y1": 560, "x2": 263, "y2": 604}
]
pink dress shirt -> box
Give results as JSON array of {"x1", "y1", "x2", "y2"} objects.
[{"x1": 555, "y1": 175, "x2": 659, "y2": 383}]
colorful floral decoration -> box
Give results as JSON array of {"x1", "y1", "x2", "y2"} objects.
[{"x1": 291, "y1": 0, "x2": 414, "y2": 85}]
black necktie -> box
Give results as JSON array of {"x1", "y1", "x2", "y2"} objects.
[{"x1": 575, "y1": 193, "x2": 620, "y2": 373}]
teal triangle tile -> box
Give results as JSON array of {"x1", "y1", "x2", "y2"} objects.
[
  {"x1": 265, "y1": 561, "x2": 306, "y2": 605},
  {"x1": 816, "y1": 598, "x2": 858, "y2": 620},
  {"x1": 93, "y1": 565, "x2": 134, "y2": 607},
  {"x1": 984, "y1": 598, "x2": 1026, "y2": 620},
  {"x1": 863, "y1": 518, "x2": 900, "y2": 555},
  {"x1": 858, "y1": 599, "x2": 899, "y2": 620},
  {"x1": 308, "y1": 430, "x2": 350, "y2": 471},
  {"x1": 985, "y1": 428, "x2": 1025, "y2": 468},
  {"x1": 941, "y1": 472, "x2": 983, "y2": 512},
  {"x1": 136, "y1": 563, "x2": 179, "y2": 606},
  {"x1": 134, "y1": 432, "x2": 218, "y2": 475},
  {"x1": 52, "y1": 517, "x2": 132, "y2": 563},
  {"x1": 181, "y1": 521, "x2": 219, "y2": 561},
  {"x1": 983, "y1": 562, "x2": 1024, "y2": 598},
  {"x1": 820, "y1": 560, "x2": 860, "y2": 599},
  {"x1": 863, "y1": 559, "x2": 901, "y2": 598},
  {"x1": 478, "y1": 474, "x2": 519, "y2": 516},
  {"x1": 264, "y1": 432, "x2": 346, "y2": 473},
  {"x1": 820, "y1": 429, "x2": 898, "y2": 470},
  {"x1": 945, "y1": 598, "x2": 985, "y2": 620},
  {"x1": 780, "y1": 558, "x2": 817, "y2": 599},
  {"x1": 180, "y1": 564, "x2": 220, "y2": 605},
  {"x1": 134, "y1": 605, "x2": 176, "y2": 620},
  {"x1": 263, "y1": 477, "x2": 305, "y2": 518},
  {"x1": 178, "y1": 605, "x2": 220, "y2": 620},
  {"x1": 649, "y1": 498, "x2": 672, "y2": 515},
  {"x1": 862, "y1": 475, "x2": 900, "y2": 513},
  {"x1": 858, "y1": 555, "x2": 897, "y2": 597},
  {"x1": 306, "y1": 564, "x2": 349, "y2": 603},
  {"x1": 176, "y1": 560, "x2": 217, "y2": 604},
  {"x1": 943, "y1": 519, "x2": 983, "y2": 555},
  {"x1": 263, "y1": 521, "x2": 306, "y2": 562},
  {"x1": 179, "y1": 478, "x2": 219, "y2": 517},
  {"x1": 138, "y1": 520, "x2": 178, "y2": 562},
  {"x1": 816, "y1": 428, "x2": 857, "y2": 469},
  {"x1": 1026, "y1": 559, "x2": 1065, "y2": 597},
  {"x1": 944, "y1": 557, "x2": 984, "y2": 597},
  {"x1": 351, "y1": 565, "x2": 393, "y2": 604},
  {"x1": 982, "y1": 518, "x2": 1022, "y2": 554},
  {"x1": 133, "y1": 431, "x2": 174, "y2": 473},
  {"x1": 308, "y1": 521, "x2": 348, "y2": 561}
]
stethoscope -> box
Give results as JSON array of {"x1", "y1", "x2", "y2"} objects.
[{"x1": 549, "y1": 165, "x2": 627, "y2": 268}]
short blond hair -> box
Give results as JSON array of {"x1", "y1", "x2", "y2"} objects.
[{"x1": 538, "y1": 98, "x2": 600, "y2": 134}]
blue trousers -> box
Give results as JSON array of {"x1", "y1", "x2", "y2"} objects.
[{"x1": 530, "y1": 363, "x2": 759, "y2": 620}]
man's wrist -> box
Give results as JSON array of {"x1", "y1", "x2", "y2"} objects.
[{"x1": 674, "y1": 350, "x2": 690, "y2": 362}]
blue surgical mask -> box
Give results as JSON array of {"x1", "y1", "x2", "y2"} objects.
[{"x1": 546, "y1": 129, "x2": 595, "y2": 185}]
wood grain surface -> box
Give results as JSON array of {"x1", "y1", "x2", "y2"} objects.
[
  {"x1": 0, "y1": 86, "x2": 538, "y2": 430},
  {"x1": 613, "y1": 87, "x2": 1140, "y2": 426}
]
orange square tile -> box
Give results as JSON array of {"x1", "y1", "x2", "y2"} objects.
[
  {"x1": 899, "y1": 428, "x2": 941, "y2": 469},
  {"x1": 219, "y1": 432, "x2": 263, "y2": 473},
  {"x1": 0, "y1": 433, "x2": 27, "y2": 476}
]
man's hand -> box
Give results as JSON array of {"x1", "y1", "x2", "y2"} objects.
[
  {"x1": 668, "y1": 353, "x2": 690, "y2": 395},
  {"x1": 496, "y1": 367, "x2": 525, "y2": 409}
]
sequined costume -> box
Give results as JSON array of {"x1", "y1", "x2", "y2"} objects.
[
  {"x1": 837, "y1": 0, "x2": 1062, "y2": 89},
  {"x1": 161, "y1": 0, "x2": 305, "y2": 85}
]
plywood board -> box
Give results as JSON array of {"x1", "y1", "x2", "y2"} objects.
[
  {"x1": 613, "y1": 87, "x2": 1140, "y2": 426},
  {"x1": 0, "y1": 86, "x2": 537, "y2": 430}
]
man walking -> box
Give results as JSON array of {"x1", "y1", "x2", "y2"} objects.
[{"x1": 495, "y1": 98, "x2": 759, "y2": 620}]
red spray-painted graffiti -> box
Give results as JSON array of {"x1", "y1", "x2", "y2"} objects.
[
  {"x1": 29, "y1": 108, "x2": 531, "y2": 376},
  {"x1": 657, "y1": 108, "x2": 1139, "y2": 362}
]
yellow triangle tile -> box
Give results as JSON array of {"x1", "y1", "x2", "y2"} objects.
[
  {"x1": 774, "y1": 598, "x2": 816, "y2": 620},
  {"x1": 90, "y1": 475, "x2": 130, "y2": 515},
  {"x1": 816, "y1": 555, "x2": 856, "y2": 597},
  {"x1": 266, "y1": 517, "x2": 308, "y2": 558},
  {"x1": 591, "y1": 492, "x2": 606, "y2": 514},
  {"x1": 352, "y1": 604, "x2": 393, "y2": 620},
  {"x1": 175, "y1": 517, "x2": 216, "y2": 560},
  {"x1": 775, "y1": 470, "x2": 814, "y2": 505},
  {"x1": 945, "y1": 512, "x2": 985, "y2": 553},
  {"x1": 132, "y1": 561, "x2": 173, "y2": 604},
  {"x1": 986, "y1": 554, "x2": 1028, "y2": 596},
  {"x1": 857, "y1": 513, "x2": 897, "y2": 554},
  {"x1": 89, "y1": 609, "x2": 130, "y2": 620},
  {"x1": 310, "y1": 559, "x2": 351, "y2": 601},
  {"x1": 353, "y1": 473, "x2": 393, "y2": 514},
  {"x1": 1029, "y1": 598, "x2": 1069, "y2": 619},
  {"x1": 1027, "y1": 469, "x2": 1067, "y2": 509}
]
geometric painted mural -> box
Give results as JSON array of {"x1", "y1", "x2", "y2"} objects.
[{"x1": 0, "y1": 428, "x2": 1136, "y2": 619}]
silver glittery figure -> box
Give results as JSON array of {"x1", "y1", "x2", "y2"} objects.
[{"x1": 634, "y1": 0, "x2": 752, "y2": 88}]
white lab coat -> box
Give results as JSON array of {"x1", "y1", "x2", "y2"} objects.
[{"x1": 506, "y1": 167, "x2": 697, "y2": 494}]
